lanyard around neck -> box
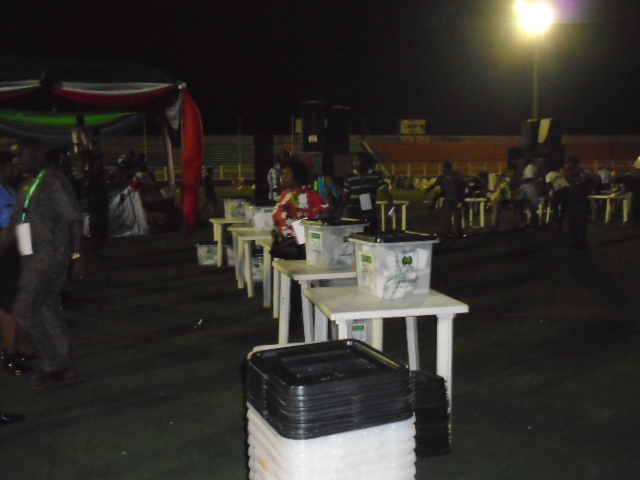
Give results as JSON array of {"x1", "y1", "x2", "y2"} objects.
[{"x1": 22, "y1": 169, "x2": 46, "y2": 222}]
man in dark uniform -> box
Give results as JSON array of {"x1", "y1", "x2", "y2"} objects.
[
  {"x1": 424, "y1": 161, "x2": 467, "y2": 238},
  {"x1": 564, "y1": 156, "x2": 590, "y2": 249}
]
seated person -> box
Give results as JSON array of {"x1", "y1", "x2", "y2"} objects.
[
  {"x1": 271, "y1": 157, "x2": 329, "y2": 336},
  {"x1": 271, "y1": 157, "x2": 330, "y2": 259}
]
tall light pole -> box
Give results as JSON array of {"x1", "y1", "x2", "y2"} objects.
[{"x1": 515, "y1": 1, "x2": 554, "y2": 120}]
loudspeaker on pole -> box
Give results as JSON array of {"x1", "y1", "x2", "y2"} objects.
[
  {"x1": 302, "y1": 101, "x2": 326, "y2": 153},
  {"x1": 522, "y1": 119, "x2": 539, "y2": 156}
]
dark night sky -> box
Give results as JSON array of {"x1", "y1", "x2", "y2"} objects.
[{"x1": 1, "y1": 0, "x2": 640, "y2": 136}]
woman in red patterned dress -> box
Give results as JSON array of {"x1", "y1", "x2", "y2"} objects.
[{"x1": 271, "y1": 157, "x2": 329, "y2": 335}]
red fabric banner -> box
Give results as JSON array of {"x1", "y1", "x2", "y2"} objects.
[
  {"x1": 181, "y1": 89, "x2": 204, "y2": 233},
  {"x1": 52, "y1": 86, "x2": 175, "y2": 106},
  {"x1": 0, "y1": 86, "x2": 39, "y2": 101}
]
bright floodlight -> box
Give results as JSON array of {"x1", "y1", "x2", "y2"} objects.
[{"x1": 516, "y1": 1, "x2": 554, "y2": 34}]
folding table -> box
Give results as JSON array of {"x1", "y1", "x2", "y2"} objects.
[
  {"x1": 228, "y1": 223, "x2": 257, "y2": 286},
  {"x1": 272, "y1": 260, "x2": 356, "y2": 345},
  {"x1": 256, "y1": 236, "x2": 273, "y2": 308},
  {"x1": 588, "y1": 193, "x2": 630, "y2": 223},
  {"x1": 209, "y1": 217, "x2": 248, "y2": 267},
  {"x1": 304, "y1": 285, "x2": 468, "y2": 408},
  {"x1": 376, "y1": 200, "x2": 409, "y2": 231},
  {"x1": 232, "y1": 228, "x2": 271, "y2": 297}
]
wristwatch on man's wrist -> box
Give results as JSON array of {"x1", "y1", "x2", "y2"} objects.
[{"x1": 70, "y1": 252, "x2": 81, "y2": 260}]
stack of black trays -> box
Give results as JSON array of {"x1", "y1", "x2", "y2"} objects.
[
  {"x1": 246, "y1": 339, "x2": 414, "y2": 440},
  {"x1": 412, "y1": 370, "x2": 451, "y2": 456}
]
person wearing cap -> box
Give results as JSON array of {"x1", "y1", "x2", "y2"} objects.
[{"x1": 564, "y1": 156, "x2": 591, "y2": 249}]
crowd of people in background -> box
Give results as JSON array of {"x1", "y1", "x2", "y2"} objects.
[
  {"x1": 415, "y1": 155, "x2": 640, "y2": 249},
  {"x1": 262, "y1": 147, "x2": 640, "y2": 254}
]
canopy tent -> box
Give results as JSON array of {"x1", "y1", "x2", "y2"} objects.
[
  {"x1": 0, "y1": 56, "x2": 203, "y2": 232},
  {"x1": 0, "y1": 109, "x2": 147, "y2": 146}
]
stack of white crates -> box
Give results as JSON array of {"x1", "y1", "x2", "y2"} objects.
[
  {"x1": 246, "y1": 340, "x2": 417, "y2": 480},
  {"x1": 247, "y1": 406, "x2": 416, "y2": 480}
]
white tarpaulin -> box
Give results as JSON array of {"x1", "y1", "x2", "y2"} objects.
[
  {"x1": 109, "y1": 186, "x2": 149, "y2": 236},
  {"x1": 83, "y1": 186, "x2": 149, "y2": 238}
]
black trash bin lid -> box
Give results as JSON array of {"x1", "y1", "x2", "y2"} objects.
[
  {"x1": 349, "y1": 230, "x2": 439, "y2": 244},
  {"x1": 300, "y1": 218, "x2": 368, "y2": 227},
  {"x1": 246, "y1": 340, "x2": 414, "y2": 439}
]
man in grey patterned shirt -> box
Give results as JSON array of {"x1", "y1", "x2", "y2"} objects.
[{"x1": 0, "y1": 138, "x2": 85, "y2": 390}]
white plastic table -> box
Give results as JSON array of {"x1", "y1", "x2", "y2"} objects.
[
  {"x1": 588, "y1": 193, "x2": 630, "y2": 223},
  {"x1": 209, "y1": 217, "x2": 248, "y2": 267},
  {"x1": 376, "y1": 200, "x2": 409, "y2": 231},
  {"x1": 257, "y1": 237, "x2": 273, "y2": 308},
  {"x1": 228, "y1": 223, "x2": 257, "y2": 285},
  {"x1": 272, "y1": 260, "x2": 357, "y2": 345},
  {"x1": 233, "y1": 228, "x2": 271, "y2": 297},
  {"x1": 464, "y1": 198, "x2": 487, "y2": 227},
  {"x1": 304, "y1": 286, "x2": 468, "y2": 408}
]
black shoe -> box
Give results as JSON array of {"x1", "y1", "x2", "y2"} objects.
[
  {"x1": 0, "y1": 411, "x2": 25, "y2": 425},
  {"x1": 3, "y1": 354, "x2": 34, "y2": 375}
]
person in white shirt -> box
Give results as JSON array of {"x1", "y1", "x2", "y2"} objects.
[{"x1": 545, "y1": 167, "x2": 569, "y2": 227}]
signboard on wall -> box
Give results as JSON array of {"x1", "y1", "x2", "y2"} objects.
[{"x1": 400, "y1": 119, "x2": 427, "y2": 135}]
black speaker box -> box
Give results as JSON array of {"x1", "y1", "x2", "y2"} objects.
[
  {"x1": 330, "y1": 153, "x2": 353, "y2": 179},
  {"x1": 522, "y1": 119, "x2": 539, "y2": 156},
  {"x1": 302, "y1": 101, "x2": 326, "y2": 153},
  {"x1": 328, "y1": 106, "x2": 351, "y2": 154},
  {"x1": 507, "y1": 146, "x2": 523, "y2": 171}
]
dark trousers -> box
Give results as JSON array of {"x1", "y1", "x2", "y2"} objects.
[
  {"x1": 568, "y1": 196, "x2": 588, "y2": 248},
  {"x1": 442, "y1": 199, "x2": 463, "y2": 236}
]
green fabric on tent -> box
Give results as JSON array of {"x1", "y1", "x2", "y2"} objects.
[
  {"x1": 0, "y1": 110, "x2": 147, "y2": 147},
  {"x1": 0, "y1": 110, "x2": 135, "y2": 127}
]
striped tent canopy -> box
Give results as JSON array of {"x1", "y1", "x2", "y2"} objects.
[{"x1": 0, "y1": 56, "x2": 203, "y2": 232}]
